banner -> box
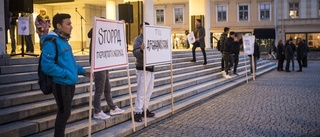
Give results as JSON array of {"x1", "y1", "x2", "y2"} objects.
[
  {"x1": 243, "y1": 35, "x2": 255, "y2": 55},
  {"x1": 18, "y1": 17, "x2": 29, "y2": 35},
  {"x1": 144, "y1": 25, "x2": 172, "y2": 66},
  {"x1": 91, "y1": 17, "x2": 128, "y2": 72}
]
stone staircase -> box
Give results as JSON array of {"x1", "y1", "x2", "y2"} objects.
[{"x1": 0, "y1": 49, "x2": 276, "y2": 137}]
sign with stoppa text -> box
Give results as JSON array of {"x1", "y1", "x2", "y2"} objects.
[
  {"x1": 243, "y1": 35, "x2": 255, "y2": 55},
  {"x1": 92, "y1": 17, "x2": 128, "y2": 72},
  {"x1": 144, "y1": 25, "x2": 172, "y2": 66}
]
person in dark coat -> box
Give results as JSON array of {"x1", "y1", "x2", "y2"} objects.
[
  {"x1": 284, "y1": 40, "x2": 293, "y2": 72},
  {"x1": 296, "y1": 38, "x2": 306, "y2": 72},
  {"x1": 222, "y1": 31, "x2": 236, "y2": 78},
  {"x1": 302, "y1": 39, "x2": 309, "y2": 67},
  {"x1": 232, "y1": 33, "x2": 242, "y2": 75},
  {"x1": 289, "y1": 38, "x2": 296, "y2": 71},
  {"x1": 248, "y1": 41, "x2": 260, "y2": 74},
  {"x1": 190, "y1": 19, "x2": 207, "y2": 65},
  {"x1": 276, "y1": 40, "x2": 285, "y2": 71}
]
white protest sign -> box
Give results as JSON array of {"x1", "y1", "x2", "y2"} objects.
[
  {"x1": 18, "y1": 17, "x2": 29, "y2": 35},
  {"x1": 144, "y1": 25, "x2": 172, "y2": 66},
  {"x1": 243, "y1": 35, "x2": 255, "y2": 55},
  {"x1": 91, "y1": 17, "x2": 128, "y2": 72},
  {"x1": 187, "y1": 31, "x2": 195, "y2": 44}
]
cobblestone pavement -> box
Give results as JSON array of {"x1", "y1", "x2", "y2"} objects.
[{"x1": 128, "y1": 61, "x2": 320, "y2": 137}]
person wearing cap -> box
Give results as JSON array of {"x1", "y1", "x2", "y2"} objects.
[
  {"x1": 35, "y1": 8, "x2": 51, "y2": 50},
  {"x1": 190, "y1": 19, "x2": 207, "y2": 65}
]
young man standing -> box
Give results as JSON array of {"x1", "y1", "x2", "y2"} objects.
[
  {"x1": 219, "y1": 27, "x2": 230, "y2": 71},
  {"x1": 132, "y1": 22, "x2": 155, "y2": 122},
  {"x1": 190, "y1": 19, "x2": 207, "y2": 65},
  {"x1": 40, "y1": 13, "x2": 91, "y2": 136}
]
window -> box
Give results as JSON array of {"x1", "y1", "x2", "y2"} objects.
[
  {"x1": 174, "y1": 8, "x2": 184, "y2": 24},
  {"x1": 217, "y1": 6, "x2": 227, "y2": 22},
  {"x1": 239, "y1": 5, "x2": 249, "y2": 21},
  {"x1": 259, "y1": 3, "x2": 270, "y2": 20},
  {"x1": 289, "y1": 2, "x2": 299, "y2": 18},
  {"x1": 156, "y1": 9, "x2": 165, "y2": 24}
]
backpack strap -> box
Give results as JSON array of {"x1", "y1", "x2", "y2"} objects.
[{"x1": 42, "y1": 38, "x2": 59, "y2": 63}]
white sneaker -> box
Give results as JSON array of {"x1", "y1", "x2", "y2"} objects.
[
  {"x1": 93, "y1": 111, "x2": 110, "y2": 120},
  {"x1": 110, "y1": 106, "x2": 125, "y2": 116},
  {"x1": 221, "y1": 71, "x2": 226, "y2": 77},
  {"x1": 226, "y1": 75, "x2": 232, "y2": 79}
]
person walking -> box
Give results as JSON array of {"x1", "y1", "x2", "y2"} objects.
[
  {"x1": 219, "y1": 27, "x2": 230, "y2": 71},
  {"x1": 40, "y1": 13, "x2": 91, "y2": 136},
  {"x1": 276, "y1": 40, "x2": 285, "y2": 71},
  {"x1": 296, "y1": 38, "x2": 306, "y2": 72},
  {"x1": 132, "y1": 22, "x2": 155, "y2": 122},
  {"x1": 190, "y1": 19, "x2": 207, "y2": 65},
  {"x1": 35, "y1": 8, "x2": 51, "y2": 50},
  {"x1": 87, "y1": 27, "x2": 125, "y2": 120},
  {"x1": 284, "y1": 40, "x2": 293, "y2": 72}
]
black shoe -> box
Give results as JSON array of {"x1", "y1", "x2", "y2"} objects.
[
  {"x1": 234, "y1": 73, "x2": 239, "y2": 76},
  {"x1": 190, "y1": 60, "x2": 196, "y2": 62},
  {"x1": 203, "y1": 62, "x2": 207, "y2": 65},
  {"x1": 134, "y1": 112, "x2": 142, "y2": 122},
  {"x1": 142, "y1": 109, "x2": 155, "y2": 117},
  {"x1": 285, "y1": 70, "x2": 291, "y2": 72},
  {"x1": 297, "y1": 70, "x2": 302, "y2": 72},
  {"x1": 280, "y1": 69, "x2": 284, "y2": 71}
]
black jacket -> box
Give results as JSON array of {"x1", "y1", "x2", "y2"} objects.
[
  {"x1": 249, "y1": 42, "x2": 260, "y2": 59},
  {"x1": 297, "y1": 42, "x2": 307, "y2": 60},
  {"x1": 219, "y1": 32, "x2": 228, "y2": 53},
  {"x1": 224, "y1": 37, "x2": 234, "y2": 53},
  {"x1": 195, "y1": 26, "x2": 206, "y2": 48},
  {"x1": 276, "y1": 44, "x2": 285, "y2": 60},
  {"x1": 285, "y1": 43, "x2": 293, "y2": 60},
  {"x1": 233, "y1": 38, "x2": 242, "y2": 54}
]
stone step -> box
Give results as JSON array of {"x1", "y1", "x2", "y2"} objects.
[
  {"x1": 0, "y1": 57, "x2": 249, "y2": 108},
  {"x1": 0, "y1": 58, "x2": 256, "y2": 125},
  {"x1": 92, "y1": 62, "x2": 277, "y2": 137},
  {"x1": 0, "y1": 60, "x2": 275, "y2": 137},
  {"x1": 25, "y1": 62, "x2": 277, "y2": 137},
  {"x1": 0, "y1": 53, "x2": 222, "y2": 94},
  {"x1": 0, "y1": 51, "x2": 218, "y2": 84}
]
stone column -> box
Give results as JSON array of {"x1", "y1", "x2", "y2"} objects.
[
  {"x1": 189, "y1": 0, "x2": 211, "y2": 49},
  {"x1": 106, "y1": 0, "x2": 116, "y2": 20},
  {"x1": 0, "y1": 0, "x2": 6, "y2": 56},
  {"x1": 143, "y1": 0, "x2": 154, "y2": 25}
]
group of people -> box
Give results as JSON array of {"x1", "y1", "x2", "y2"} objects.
[
  {"x1": 7, "y1": 9, "x2": 51, "y2": 54},
  {"x1": 276, "y1": 38, "x2": 309, "y2": 72},
  {"x1": 218, "y1": 27, "x2": 260, "y2": 79}
]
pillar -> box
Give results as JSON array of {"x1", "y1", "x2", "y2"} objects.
[
  {"x1": 189, "y1": 0, "x2": 211, "y2": 48},
  {"x1": 106, "y1": 0, "x2": 116, "y2": 20},
  {"x1": 0, "y1": 0, "x2": 6, "y2": 56},
  {"x1": 143, "y1": 0, "x2": 154, "y2": 25}
]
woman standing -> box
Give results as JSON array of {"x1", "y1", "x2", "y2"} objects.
[{"x1": 276, "y1": 40, "x2": 285, "y2": 71}]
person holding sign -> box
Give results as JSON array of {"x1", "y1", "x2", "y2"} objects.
[
  {"x1": 248, "y1": 40, "x2": 260, "y2": 74},
  {"x1": 132, "y1": 22, "x2": 156, "y2": 122},
  {"x1": 87, "y1": 27, "x2": 125, "y2": 120},
  {"x1": 190, "y1": 19, "x2": 207, "y2": 65},
  {"x1": 40, "y1": 13, "x2": 91, "y2": 137}
]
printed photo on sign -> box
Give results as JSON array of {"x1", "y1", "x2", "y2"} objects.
[
  {"x1": 243, "y1": 36, "x2": 255, "y2": 55},
  {"x1": 92, "y1": 17, "x2": 128, "y2": 72}
]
